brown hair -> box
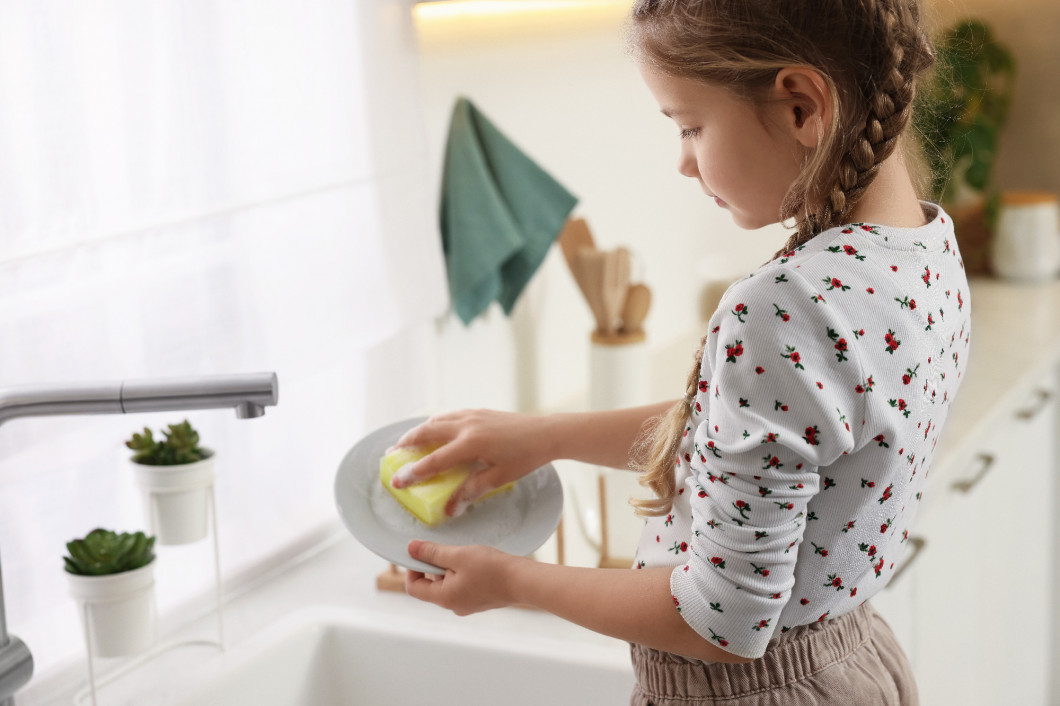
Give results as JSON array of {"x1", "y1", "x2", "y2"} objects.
[{"x1": 628, "y1": 0, "x2": 935, "y2": 516}]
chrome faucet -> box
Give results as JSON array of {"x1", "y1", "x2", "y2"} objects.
[{"x1": 0, "y1": 372, "x2": 279, "y2": 706}]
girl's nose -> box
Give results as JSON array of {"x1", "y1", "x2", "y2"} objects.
[{"x1": 677, "y1": 146, "x2": 699, "y2": 180}]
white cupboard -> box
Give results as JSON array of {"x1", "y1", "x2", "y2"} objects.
[{"x1": 908, "y1": 376, "x2": 1054, "y2": 705}]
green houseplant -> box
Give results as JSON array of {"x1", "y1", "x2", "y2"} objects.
[
  {"x1": 127, "y1": 420, "x2": 216, "y2": 546},
  {"x1": 64, "y1": 528, "x2": 155, "y2": 576},
  {"x1": 126, "y1": 420, "x2": 208, "y2": 466},
  {"x1": 912, "y1": 17, "x2": 1016, "y2": 273},
  {"x1": 64, "y1": 529, "x2": 158, "y2": 658}
]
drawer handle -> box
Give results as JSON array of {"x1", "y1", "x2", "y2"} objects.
[
  {"x1": 1016, "y1": 388, "x2": 1053, "y2": 421},
  {"x1": 890, "y1": 536, "x2": 926, "y2": 584},
  {"x1": 951, "y1": 453, "x2": 996, "y2": 493}
]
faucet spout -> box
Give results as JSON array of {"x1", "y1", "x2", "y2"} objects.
[
  {"x1": 119, "y1": 373, "x2": 278, "y2": 417},
  {"x1": 0, "y1": 372, "x2": 278, "y2": 427}
]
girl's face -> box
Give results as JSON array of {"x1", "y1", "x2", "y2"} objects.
[{"x1": 640, "y1": 67, "x2": 804, "y2": 230}]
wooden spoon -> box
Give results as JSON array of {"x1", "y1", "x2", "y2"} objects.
[
  {"x1": 574, "y1": 249, "x2": 609, "y2": 333},
  {"x1": 620, "y1": 283, "x2": 652, "y2": 334},
  {"x1": 558, "y1": 218, "x2": 597, "y2": 303},
  {"x1": 600, "y1": 248, "x2": 631, "y2": 335},
  {"x1": 558, "y1": 217, "x2": 596, "y2": 272}
]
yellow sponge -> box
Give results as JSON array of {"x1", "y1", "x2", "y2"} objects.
[{"x1": 379, "y1": 445, "x2": 513, "y2": 526}]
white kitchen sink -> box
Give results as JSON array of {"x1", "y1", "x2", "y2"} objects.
[{"x1": 167, "y1": 606, "x2": 636, "y2": 705}]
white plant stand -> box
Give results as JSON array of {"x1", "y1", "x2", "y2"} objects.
[{"x1": 73, "y1": 482, "x2": 227, "y2": 706}]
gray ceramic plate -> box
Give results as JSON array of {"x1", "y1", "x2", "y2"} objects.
[{"x1": 334, "y1": 416, "x2": 564, "y2": 574}]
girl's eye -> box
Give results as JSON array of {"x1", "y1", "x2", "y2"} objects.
[{"x1": 679, "y1": 128, "x2": 700, "y2": 140}]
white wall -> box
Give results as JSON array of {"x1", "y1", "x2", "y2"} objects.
[{"x1": 409, "y1": 3, "x2": 788, "y2": 417}]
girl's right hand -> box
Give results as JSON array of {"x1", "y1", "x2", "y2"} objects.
[{"x1": 387, "y1": 409, "x2": 554, "y2": 518}]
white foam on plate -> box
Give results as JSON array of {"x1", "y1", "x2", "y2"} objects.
[{"x1": 368, "y1": 474, "x2": 530, "y2": 546}]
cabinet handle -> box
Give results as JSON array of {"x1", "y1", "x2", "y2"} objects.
[
  {"x1": 951, "y1": 453, "x2": 996, "y2": 494},
  {"x1": 1015, "y1": 388, "x2": 1053, "y2": 421},
  {"x1": 890, "y1": 536, "x2": 926, "y2": 584}
]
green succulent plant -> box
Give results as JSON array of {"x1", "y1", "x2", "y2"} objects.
[
  {"x1": 913, "y1": 18, "x2": 1016, "y2": 215},
  {"x1": 64, "y1": 528, "x2": 156, "y2": 576},
  {"x1": 126, "y1": 420, "x2": 208, "y2": 466}
]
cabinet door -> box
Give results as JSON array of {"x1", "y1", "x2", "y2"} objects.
[
  {"x1": 913, "y1": 376, "x2": 1056, "y2": 706},
  {"x1": 911, "y1": 471, "x2": 991, "y2": 706},
  {"x1": 978, "y1": 379, "x2": 1054, "y2": 706}
]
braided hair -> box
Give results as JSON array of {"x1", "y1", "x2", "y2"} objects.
[{"x1": 626, "y1": 0, "x2": 935, "y2": 516}]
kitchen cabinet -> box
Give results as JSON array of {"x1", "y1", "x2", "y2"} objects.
[
  {"x1": 975, "y1": 382, "x2": 1054, "y2": 706},
  {"x1": 909, "y1": 375, "x2": 1055, "y2": 705}
]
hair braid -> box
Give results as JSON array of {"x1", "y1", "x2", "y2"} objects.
[
  {"x1": 827, "y1": 1, "x2": 920, "y2": 219},
  {"x1": 772, "y1": 0, "x2": 933, "y2": 260}
]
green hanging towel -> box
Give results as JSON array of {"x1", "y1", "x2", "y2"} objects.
[{"x1": 440, "y1": 97, "x2": 578, "y2": 325}]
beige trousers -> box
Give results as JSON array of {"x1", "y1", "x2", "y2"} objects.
[{"x1": 630, "y1": 603, "x2": 917, "y2": 705}]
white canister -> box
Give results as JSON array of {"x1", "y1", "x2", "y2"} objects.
[
  {"x1": 990, "y1": 191, "x2": 1060, "y2": 282},
  {"x1": 130, "y1": 452, "x2": 215, "y2": 545},
  {"x1": 589, "y1": 334, "x2": 651, "y2": 411},
  {"x1": 589, "y1": 333, "x2": 655, "y2": 563},
  {"x1": 67, "y1": 561, "x2": 156, "y2": 658}
]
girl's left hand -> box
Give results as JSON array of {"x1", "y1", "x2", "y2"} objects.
[{"x1": 404, "y1": 540, "x2": 524, "y2": 616}]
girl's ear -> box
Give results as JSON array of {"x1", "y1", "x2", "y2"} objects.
[{"x1": 773, "y1": 67, "x2": 834, "y2": 149}]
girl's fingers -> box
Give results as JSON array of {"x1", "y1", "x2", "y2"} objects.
[
  {"x1": 408, "y1": 539, "x2": 451, "y2": 569},
  {"x1": 445, "y1": 467, "x2": 509, "y2": 517},
  {"x1": 391, "y1": 442, "x2": 480, "y2": 489},
  {"x1": 405, "y1": 541, "x2": 450, "y2": 601},
  {"x1": 390, "y1": 418, "x2": 460, "y2": 451},
  {"x1": 404, "y1": 542, "x2": 515, "y2": 615},
  {"x1": 405, "y1": 569, "x2": 442, "y2": 601}
]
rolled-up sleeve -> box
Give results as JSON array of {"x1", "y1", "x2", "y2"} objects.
[{"x1": 670, "y1": 269, "x2": 865, "y2": 659}]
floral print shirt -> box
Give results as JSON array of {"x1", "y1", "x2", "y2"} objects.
[{"x1": 633, "y1": 203, "x2": 970, "y2": 659}]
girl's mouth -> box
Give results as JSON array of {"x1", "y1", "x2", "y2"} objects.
[{"x1": 713, "y1": 196, "x2": 727, "y2": 208}]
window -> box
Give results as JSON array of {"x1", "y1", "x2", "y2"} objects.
[{"x1": 0, "y1": 0, "x2": 446, "y2": 680}]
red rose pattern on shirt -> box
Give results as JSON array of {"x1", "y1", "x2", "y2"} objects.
[{"x1": 633, "y1": 205, "x2": 971, "y2": 660}]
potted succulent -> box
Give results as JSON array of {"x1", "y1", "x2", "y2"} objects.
[
  {"x1": 126, "y1": 420, "x2": 215, "y2": 545},
  {"x1": 65, "y1": 529, "x2": 157, "y2": 658},
  {"x1": 912, "y1": 17, "x2": 1017, "y2": 275}
]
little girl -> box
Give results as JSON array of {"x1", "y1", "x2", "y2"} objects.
[{"x1": 391, "y1": 1, "x2": 968, "y2": 703}]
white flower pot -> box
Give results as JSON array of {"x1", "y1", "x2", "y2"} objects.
[
  {"x1": 130, "y1": 451, "x2": 215, "y2": 545},
  {"x1": 67, "y1": 561, "x2": 156, "y2": 658}
]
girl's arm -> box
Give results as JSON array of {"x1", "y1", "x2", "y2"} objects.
[
  {"x1": 405, "y1": 540, "x2": 752, "y2": 665},
  {"x1": 541, "y1": 401, "x2": 677, "y2": 468},
  {"x1": 389, "y1": 402, "x2": 676, "y2": 516}
]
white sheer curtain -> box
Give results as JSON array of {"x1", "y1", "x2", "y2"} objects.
[{"x1": 0, "y1": 0, "x2": 447, "y2": 682}]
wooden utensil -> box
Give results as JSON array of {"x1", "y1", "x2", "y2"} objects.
[
  {"x1": 558, "y1": 217, "x2": 596, "y2": 272},
  {"x1": 558, "y1": 218, "x2": 600, "y2": 319},
  {"x1": 620, "y1": 283, "x2": 652, "y2": 334},
  {"x1": 600, "y1": 248, "x2": 631, "y2": 335},
  {"x1": 574, "y1": 249, "x2": 610, "y2": 333}
]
